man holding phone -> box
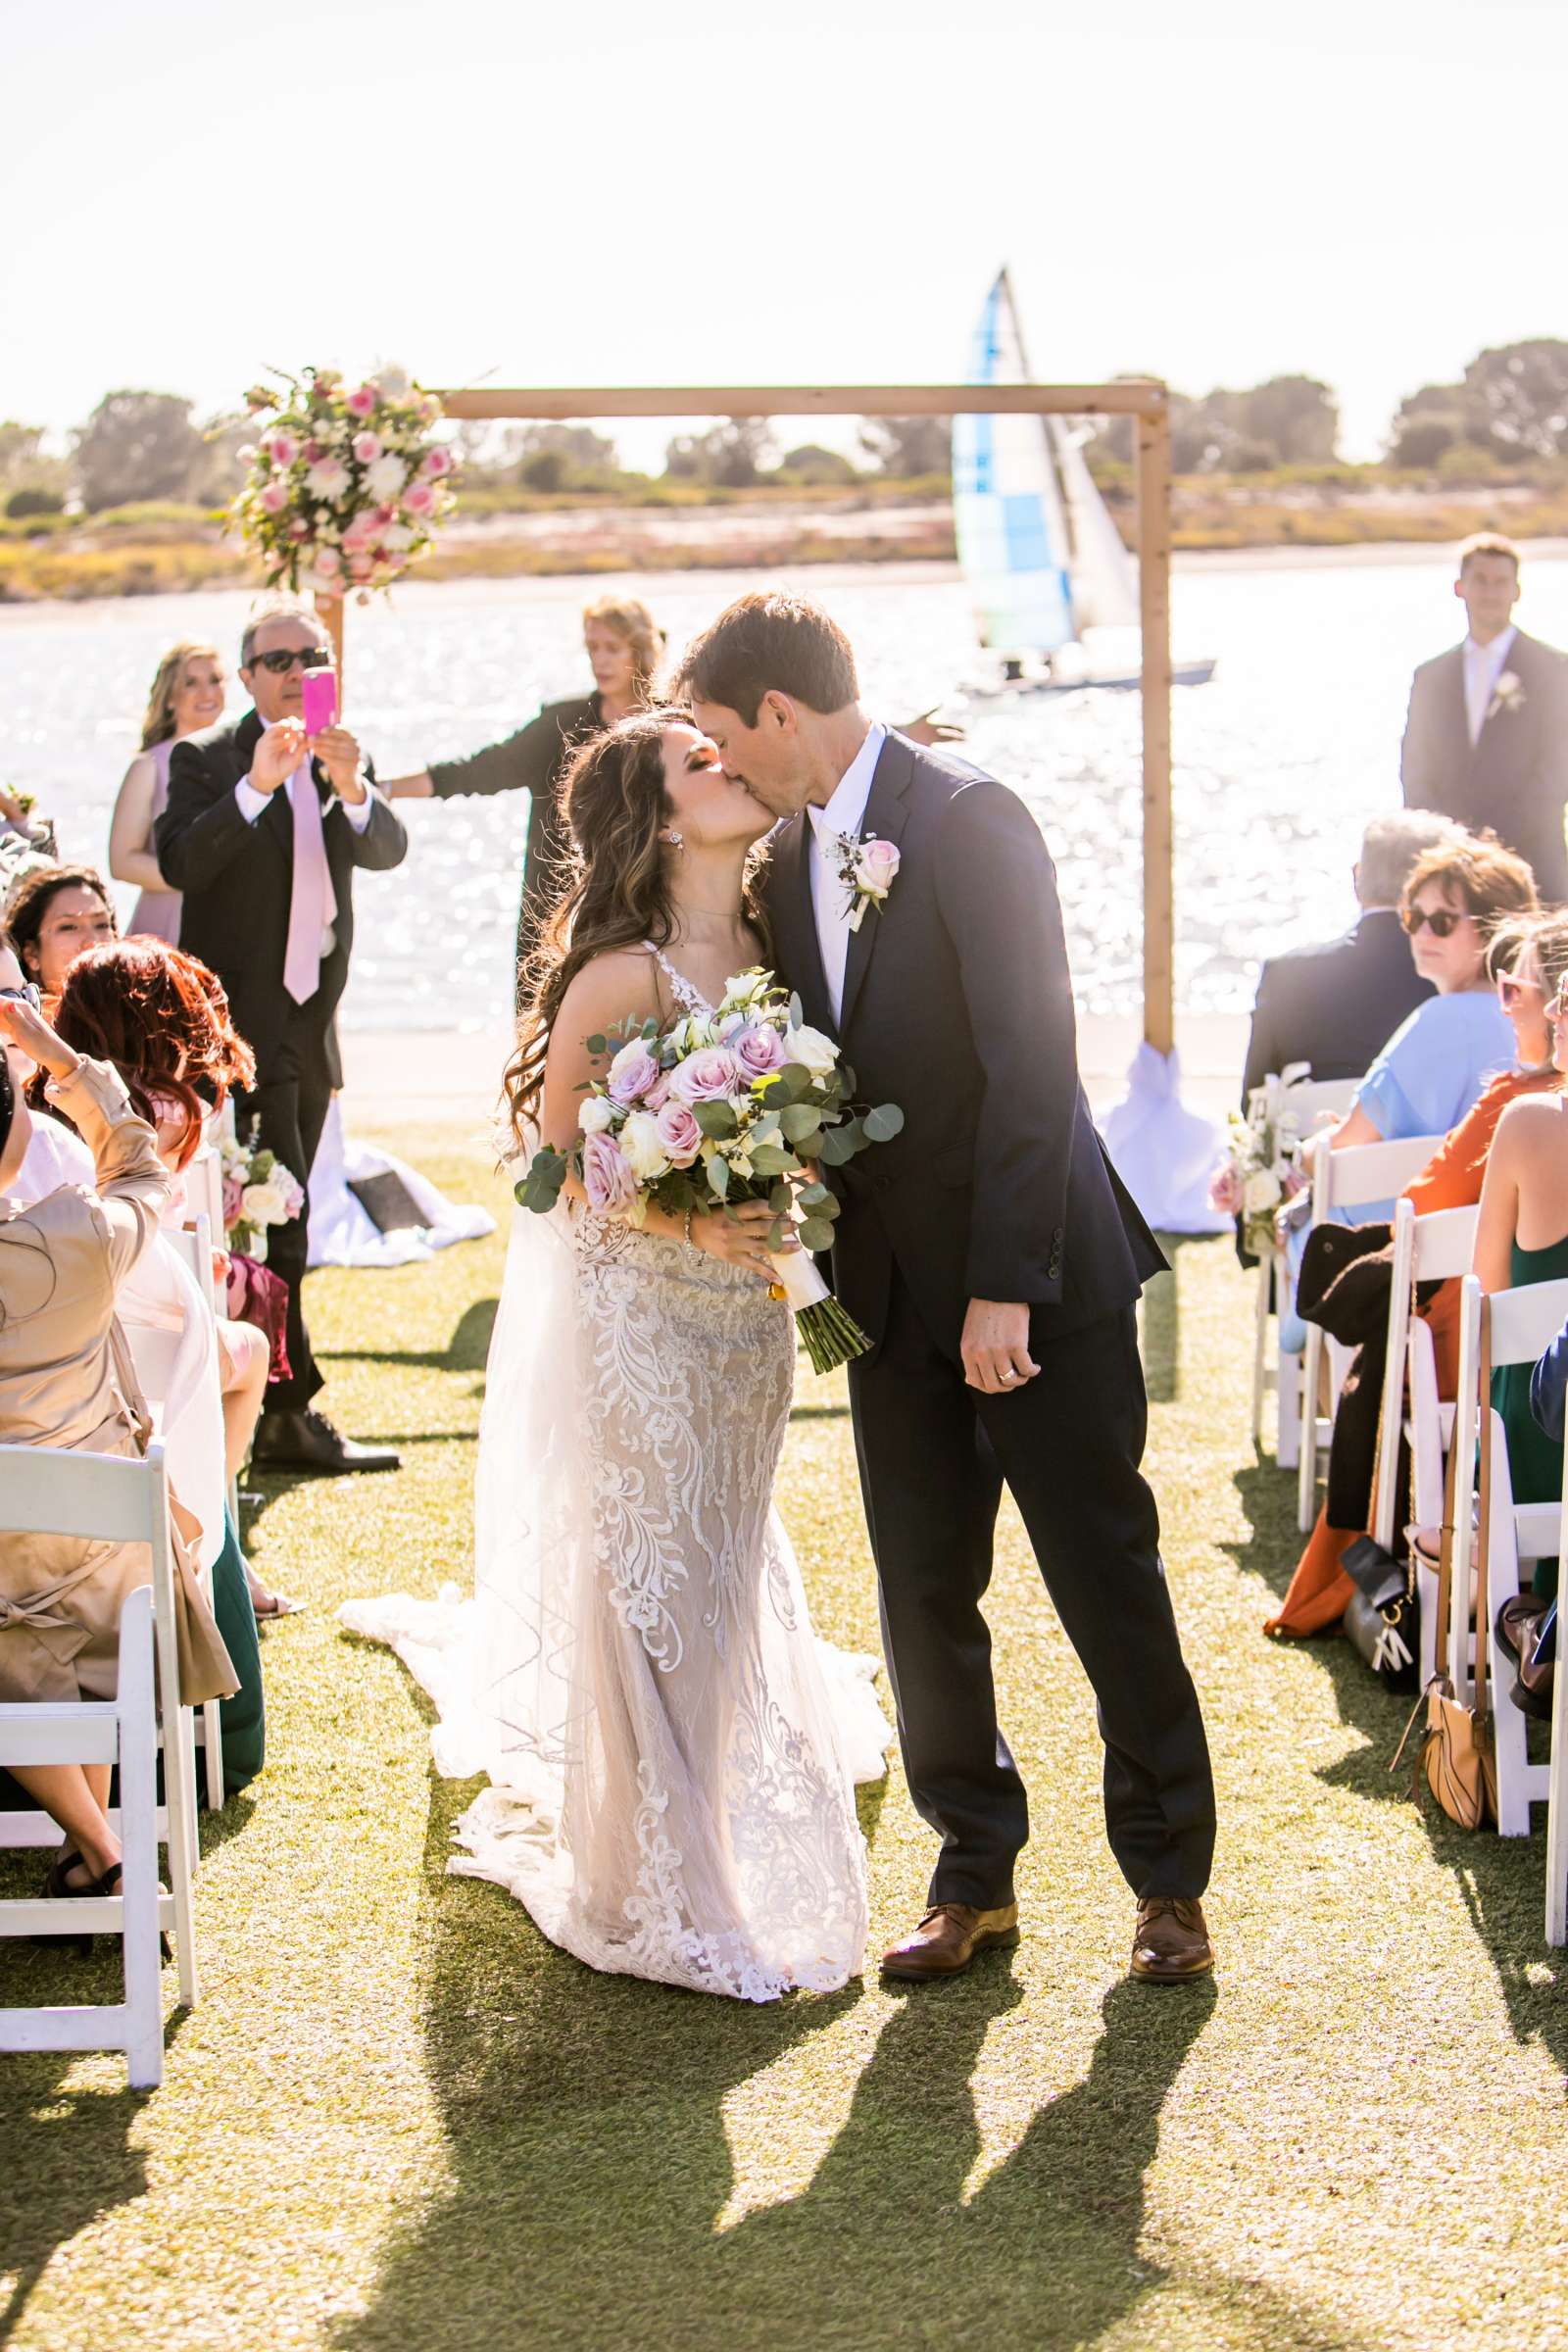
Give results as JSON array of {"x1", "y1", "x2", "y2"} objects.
[{"x1": 157, "y1": 603, "x2": 408, "y2": 1476}]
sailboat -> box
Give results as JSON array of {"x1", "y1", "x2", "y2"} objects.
[{"x1": 951, "y1": 270, "x2": 1215, "y2": 701}]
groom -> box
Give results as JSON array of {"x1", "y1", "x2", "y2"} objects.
[{"x1": 684, "y1": 593, "x2": 1216, "y2": 1985}]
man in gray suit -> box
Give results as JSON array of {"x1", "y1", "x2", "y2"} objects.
[{"x1": 1401, "y1": 533, "x2": 1568, "y2": 901}]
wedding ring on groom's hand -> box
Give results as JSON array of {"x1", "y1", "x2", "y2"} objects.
[{"x1": 1000, "y1": 1368, "x2": 1017, "y2": 1382}]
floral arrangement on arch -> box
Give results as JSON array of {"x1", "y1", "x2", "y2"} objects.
[{"x1": 231, "y1": 368, "x2": 459, "y2": 599}]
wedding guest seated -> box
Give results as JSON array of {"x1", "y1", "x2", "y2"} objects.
[
  {"x1": 3, "y1": 859, "x2": 118, "y2": 1010},
  {"x1": 108, "y1": 639, "x2": 227, "y2": 943},
  {"x1": 0, "y1": 990, "x2": 236, "y2": 1916},
  {"x1": 1266, "y1": 910, "x2": 1568, "y2": 1642},
  {"x1": 1472, "y1": 966, "x2": 1568, "y2": 1711},
  {"x1": 47, "y1": 938, "x2": 300, "y2": 1637},
  {"x1": 1241, "y1": 810, "x2": 1454, "y2": 1102},
  {"x1": 1327, "y1": 830, "x2": 1537, "y2": 1156}
]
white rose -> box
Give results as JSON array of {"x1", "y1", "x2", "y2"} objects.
[
  {"x1": 619, "y1": 1109, "x2": 671, "y2": 1181},
  {"x1": 381, "y1": 521, "x2": 415, "y2": 552},
  {"x1": 367, "y1": 454, "x2": 408, "y2": 502},
  {"x1": 1243, "y1": 1170, "x2": 1282, "y2": 1218},
  {"x1": 578, "y1": 1096, "x2": 616, "y2": 1135},
  {"x1": 784, "y1": 1023, "x2": 838, "y2": 1077},
  {"x1": 241, "y1": 1179, "x2": 289, "y2": 1228},
  {"x1": 305, "y1": 457, "x2": 349, "y2": 499}
]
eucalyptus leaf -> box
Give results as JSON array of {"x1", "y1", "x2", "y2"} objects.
[
  {"x1": 797, "y1": 1182, "x2": 832, "y2": 1207},
  {"x1": 793, "y1": 1129, "x2": 826, "y2": 1160},
  {"x1": 585, "y1": 1034, "x2": 606, "y2": 1057},
  {"x1": 780, "y1": 1102, "x2": 824, "y2": 1143},
  {"x1": 789, "y1": 992, "x2": 804, "y2": 1028},
  {"x1": 694, "y1": 1102, "x2": 738, "y2": 1139},
  {"x1": 863, "y1": 1102, "x2": 906, "y2": 1144},
  {"x1": 799, "y1": 1217, "x2": 835, "y2": 1251},
  {"x1": 710, "y1": 1154, "x2": 730, "y2": 1200},
  {"x1": 817, "y1": 1125, "x2": 859, "y2": 1166},
  {"x1": 748, "y1": 1145, "x2": 794, "y2": 1176}
]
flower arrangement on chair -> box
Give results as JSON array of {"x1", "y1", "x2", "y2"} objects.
[{"x1": 230, "y1": 368, "x2": 459, "y2": 600}]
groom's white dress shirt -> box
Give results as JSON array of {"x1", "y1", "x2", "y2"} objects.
[
  {"x1": 1463, "y1": 624, "x2": 1517, "y2": 747},
  {"x1": 806, "y1": 721, "x2": 886, "y2": 1025}
]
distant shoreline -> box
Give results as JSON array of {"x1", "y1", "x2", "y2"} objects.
[{"x1": 5, "y1": 532, "x2": 1568, "y2": 627}]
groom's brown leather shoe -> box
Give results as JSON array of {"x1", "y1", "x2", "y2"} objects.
[
  {"x1": 1129, "y1": 1897, "x2": 1214, "y2": 1985},
  {"x1": 880, "y1": 1901, "x2": 1019, "y2": 1982}
]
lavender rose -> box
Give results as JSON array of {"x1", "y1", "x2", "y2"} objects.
[
  {"x1": 668, "y1": 1047, "x2": 745, "y2": 1103},
  {"x1": 582, "y1": 1129, "x2": 637, "y2": 1213},
  {"x1": 731, "y1": 1022, "x2": 786, "y2": 1078},
  {"x1": 655, "y1": 1100, "x2": 703, "y2": 1167},
  {"x1": 607, "y1": 1039, "x2": 662, "y2": 1105}
]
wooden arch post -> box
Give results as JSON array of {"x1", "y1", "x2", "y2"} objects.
[{"x1": 441, "y1": 380, "x2": 1175, "y2": 1058}]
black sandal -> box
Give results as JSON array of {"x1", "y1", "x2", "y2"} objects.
[
  {"x1": 96, "y1": 1861, "x2": 172, "y2": 1961},
  {"x1": 31, "y1": 1849, "x2": 99, "y2": 1954}
]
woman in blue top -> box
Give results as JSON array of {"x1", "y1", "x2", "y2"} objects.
[{"x1": 1331, "y1": 829, "x2": 1537, "y2": 1155}]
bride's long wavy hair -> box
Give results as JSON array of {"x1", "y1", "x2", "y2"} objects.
[{"x1": 505, "y1": 708, "x2": 771, "y2": 1135}]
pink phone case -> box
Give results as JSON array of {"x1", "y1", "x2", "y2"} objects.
[{"x1": 301, "y1": 668, "x2": 338, "y2": 735}]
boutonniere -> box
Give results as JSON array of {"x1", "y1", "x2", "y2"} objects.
[
  {"x1": 1489, "y1": 670, "x2": 1526, "y2": 720},
  {"x1": 830, "y1": 831, "x2": 902, "y2": 931}
]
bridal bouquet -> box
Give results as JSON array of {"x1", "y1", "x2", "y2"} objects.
[
  {"x1": 230, "y1": 367, "x2": 459, "y2": 599},
  {"x1": 1209, "y1": 1063, "x2": 1312, "y2": 1254},
  {"x1": 220, "y1": 1123, "x2": 306, "y2": 1263},
  {"x1": 516, "y1": 968, "x2": 904, "y2": 1374}
]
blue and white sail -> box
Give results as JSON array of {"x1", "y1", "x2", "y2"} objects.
[{"x1": 952, "y1": 270, "x2": 1075, "y2": 655}]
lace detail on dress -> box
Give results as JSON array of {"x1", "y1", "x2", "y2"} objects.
[{"x1": 642, "y1": 941, "x2": 713, "y2": 1016}]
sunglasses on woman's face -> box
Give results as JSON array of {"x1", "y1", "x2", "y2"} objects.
[
  {"x1": 1402, "y1": 905, "x2": 1469, "y2": 939},
  {"x1": 250, "y1": 647, "x2": 331, "y2": 675},
  {"x1": 1497, "y1": 971, "x2": 1539, "y2": 1008}
]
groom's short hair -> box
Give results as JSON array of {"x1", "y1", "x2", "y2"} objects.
[{"x1": 679, "y1": 593, "x2": 858, "y2": 724}]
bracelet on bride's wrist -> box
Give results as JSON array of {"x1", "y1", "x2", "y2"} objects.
[{"x1": 683, "y1": 1208, "x2": 695, "y2": 1250}]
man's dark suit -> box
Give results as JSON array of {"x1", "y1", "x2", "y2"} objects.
[
  {"x1": 1242, "y1": 908, "x2": 1434, "y2": 1104},
  {"x1": 156, "y1": 710, "x2": 407, "y2": 1410},
  {"x1": 1401, "y1": 629, "x2": 1568, "y2": 901},
  {"x1": 761, "y1": 730, "x2": 1215, "y2": 1911}
]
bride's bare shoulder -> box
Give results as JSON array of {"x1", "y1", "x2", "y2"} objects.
[{"x1": 552, "y1": 948, "x2": 661, "y2": 1037}]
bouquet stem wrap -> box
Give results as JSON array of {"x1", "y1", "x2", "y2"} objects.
[{"x1": 768, "y1": 1247, "x2": 871, "y2": 1376}]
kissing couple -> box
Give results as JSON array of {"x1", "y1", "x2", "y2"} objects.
[{"x1": 343, "y1": 593, "x2": 1217, "y2": 1998}]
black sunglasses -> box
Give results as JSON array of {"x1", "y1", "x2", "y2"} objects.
[
  {"x1": 250, "y1": 647, "x2": 332, "y2": 675},
  {"x1": 1402, "y1": 906, "x2": 1469, "y2": 939}
]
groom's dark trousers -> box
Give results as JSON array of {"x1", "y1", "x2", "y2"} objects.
[{"x1": 761, "y1": 729, "x2": 1215, "y2": 1911}]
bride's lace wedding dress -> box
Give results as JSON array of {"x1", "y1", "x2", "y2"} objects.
[{"x1": 341, "y1": 948, "x2": 889, "y2": 2001}]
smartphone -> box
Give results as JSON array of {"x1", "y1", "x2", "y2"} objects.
[{"x1": 301, "y1": 667, "x2": 339, "y2": 736}]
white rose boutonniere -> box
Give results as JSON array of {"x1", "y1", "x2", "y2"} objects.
[
  {"x1": 1490, "y1": 670, "x2": 1526, "y2": 721},
  {"x1": 831, "y1": 830, "x2": 902, "y2": 932}
]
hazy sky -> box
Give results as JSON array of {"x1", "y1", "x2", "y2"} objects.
[{"x1": 7, "y1": 0, "x2": 1566, "y2": 466}]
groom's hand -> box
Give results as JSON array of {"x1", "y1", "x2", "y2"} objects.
[{"x1": 961, "y1": 1299, "x2": 1039, "y2": 1395}]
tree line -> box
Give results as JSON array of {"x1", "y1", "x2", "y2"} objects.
[{"x1": 8, "y1": 342, "x2": 1568, "y2": 517}]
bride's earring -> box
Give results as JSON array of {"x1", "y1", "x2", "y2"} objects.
[{"x1": 662, "y1": 828, "x2": 684, "y2": 851}]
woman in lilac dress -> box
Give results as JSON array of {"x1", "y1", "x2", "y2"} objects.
[{"x1": 108, "y1": 640, "x2": 227, "y2": 941}]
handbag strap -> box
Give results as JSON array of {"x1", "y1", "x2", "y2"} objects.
[
  {"x1": 1474, "y1": 1298, "x2": 1494, "y2": 1727},
  {"x1": 1431, "y1": 1396, "x2": 1461, "y2": 1684}
]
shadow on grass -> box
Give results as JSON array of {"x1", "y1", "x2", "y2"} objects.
[
  {"x1": 1229, "y1": 1465, "x2": 1568, "y2": 2104},
  {"x1": 1141, "y1": 1235, "x2": 1196, "y2": 1407},
  {"x1": 330, "y1": 1772, "x2": 1348, "y2": 2352},
  {"x1": 0, "y1": 2062, "x2": 152, "y2": 2344},
  {"x1": 318, "y1": 1297, "x2": 498, "y2": 1376}
]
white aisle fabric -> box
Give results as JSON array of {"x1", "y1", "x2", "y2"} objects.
[
  {"x1": 340, "y1": 1200, "x2": 891, "y2": 2003},
  {"x1": 307, "y1": 1095, "x2": 495, "y2": 1270},
  {"x1": 1099, "y1": 1042, "x2": 1230, "y2": 1237}
]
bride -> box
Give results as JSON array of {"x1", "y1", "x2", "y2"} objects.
[{"x1": 343, "y1": 709, "x2": 888, "y2": 2000}]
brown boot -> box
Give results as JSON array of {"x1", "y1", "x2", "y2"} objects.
[
  {"x1": 1129, "y1": 1896, "x2": 1214, "y2": 1986},
  {"x1": 880, "y1": 1901, "x2": 1019, "y2": 1982}
]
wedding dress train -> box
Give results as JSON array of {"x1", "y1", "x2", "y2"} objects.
[{"x1": 341, "y1": 958, "x2": 889, "y2": 2001}]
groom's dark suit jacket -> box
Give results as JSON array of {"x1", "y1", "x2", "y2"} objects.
[
  {"x1": 1400, "y1": 629, "x2": 1568, "y2": 902},
  {"x1": 157, "y1": 709, "x2": 407, "y2": 1073},
  {"x1": 760, "y1": 730, "x2": 1165, "y2": 1358}
]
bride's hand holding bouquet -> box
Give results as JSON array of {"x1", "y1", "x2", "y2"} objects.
[{"x1": 517, "y1": 968, "x2": 903, "y2": 1374}]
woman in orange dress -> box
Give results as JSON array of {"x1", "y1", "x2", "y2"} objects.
[{"x1": 1266, "y1": 910, "x2": 1567, "y2": 1639}]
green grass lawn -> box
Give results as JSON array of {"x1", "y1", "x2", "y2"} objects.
[{"x1": 3, "y1": 1138, "x2": 1567, "y2": 2352}]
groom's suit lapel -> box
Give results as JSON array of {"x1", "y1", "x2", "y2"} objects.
[{"x1": 837, "y1": 731, "x2": 914, "y2": 1040}]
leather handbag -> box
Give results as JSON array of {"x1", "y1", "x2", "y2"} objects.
[{"x1": 1393, "y1": 1305, "x2": 1497, "y2": 1829}]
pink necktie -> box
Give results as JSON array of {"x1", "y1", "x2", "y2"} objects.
[{"x1": 282, "y1": 760, "x2": 337, "y2": 1005}]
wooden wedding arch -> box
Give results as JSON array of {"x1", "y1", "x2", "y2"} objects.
[{"x1": 321, "y1": 381, "x2": 1177, "y2": 1055}]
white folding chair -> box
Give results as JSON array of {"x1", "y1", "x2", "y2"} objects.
[
  {"x1": 1248, "y1": 1075, "x2": 1359, "y2": 1466},
  {"x1": 1448, "y1": 1278, "x2": 1568, "y2": 1837},
  {"x1": 1295, "y1": 1130, "x2": 1446, "y2": 1531},
  {"x1": 1547, "y1": 1459, "x2": 1568, "y2": 1943},
  {"x1": 162, "y1": 1215, "x2": 227, "y2": 1815},
  {"x1": 0, "y1": 1441, "x2": 202, "y2": 2083},
  {"x1": 0, "y1": 1441, "x2": 199, "y2": 2003},
  {"x1": 1369, "y1": 1200, "x2": 1479, "y2": 1687}
]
